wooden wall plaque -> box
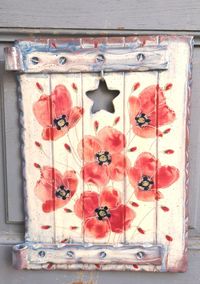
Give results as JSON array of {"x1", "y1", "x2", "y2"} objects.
[{"x1": 5, "y1": 35, "x2": 193, "y2": 272}]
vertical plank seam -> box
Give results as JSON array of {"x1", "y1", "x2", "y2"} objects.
[
  {"x1": 80, "y1": 37, "x2": 85, "y2": 244},
  {"x1": 155, "y1": 35, "x2": 161, "y2": 245},
  {"x1": 123, "y1": 36, "x2": 126, "y2": 245}
]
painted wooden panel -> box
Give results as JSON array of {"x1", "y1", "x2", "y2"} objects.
[{"x1": 4, "y1": 36, "x2": 192, "y2": 272}]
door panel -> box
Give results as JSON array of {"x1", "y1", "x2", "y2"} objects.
[{"x1": 0, "y1": 1, "x2": 199, "y2": 282}]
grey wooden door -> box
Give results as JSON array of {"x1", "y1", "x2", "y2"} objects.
[{"x1": 0, "y1": 0, "x2": 200, "y2": 283}]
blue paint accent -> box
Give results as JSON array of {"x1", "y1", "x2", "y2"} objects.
[
  {"x1": 15, "y1": 40, "x2": 82, "y2": 71},
  {"x1": 15, "y1": 40, "x2": 81, "y2": 54},
  {"x1": 160, "y1": 245, "x2": 167, "y2": 272}
]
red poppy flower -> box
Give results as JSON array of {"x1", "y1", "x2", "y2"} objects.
[
  {"x1": 35, "y1": 166, "x2": 78, "y2": 213},
  {"x1": 128, "y1": 152, "x2": 179, "y2": 201},
  {"x1": 129, "y1": 85, "x2": 176, "y2": 138},
  {"x1": 74, "y1": 187, "x2": 135, "y2": 238},
  {"x1": 77, "y1": 126, "x2": 130, "y2": 186},
  {"x1": 33, "y1": 85, "x2": 84, "y2": 140}
]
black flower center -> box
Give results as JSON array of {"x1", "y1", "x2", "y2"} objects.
[
  {"x1": 54, "y1": 115, "x2": 69, "y2": 130},
  {"x1": 95, "y1": 151, "x2": 112, "y2": 166},
  {"x1": 138, "y1": 176, "x2": 154, "y2": 191},
  {"x1": 135, "y1": 113, "x2": 151, "y2": 127},
  {"x1": 95, "y1": 206, "x2": 111, "y2": 220},
  {"x1": 55, "y1": 185, "x2": 70, "y2": 200}
]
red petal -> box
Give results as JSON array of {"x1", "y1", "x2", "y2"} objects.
[
  {"x1": 97, "y1": 126, "x2": 126, "y2": 154},
  {"x1": 129, "y1": 147, "x2": 137, "y2": 152},
  {"x1": 42, "y1": 200, "x2": 55, "y2": 213},
  {"x1": 133, "y1": 82, "x2": 140, "y2": 91},
  {"x1": 77, "y1": 136, "x2": 101, "y2": 162},
  {"x1": 51, "y1": 42, "x2": 57, "y2": 48},
  {"x1": 47, "y1": 263, "x2": 54, "y2": 270},
  {"x1": 165, "y1": 235, "x2": 173, "y2": 241},
  {"x1": 99, "y1": 186, "x2": 121, "y2": 209},
  {"x1": 51, "y1": 85, "x2": 72, "y2": 118},
  {"x1": 84, "y1": 218, "x2": 110, "y2": 238},
  {"x1": 60, "y1": 238, "x2": 69, "y2": 243},
  {"x1": 129, "y1": 96, "x2": 140, "y2": 123},
  {"x1": 164, "y1": 149, "x2": 174, "y2": 154},
  {"x1": 40, "y1": 166, "x2": 63, "y2": 189},
  {"x1": 161, "y1": 206, "x2": 170, "y2": 212},
  {"x1": 135, "y1": 189, "x2": 163, "y2": 202},
  {"x1": 74, "y1": 191, "x2": 99, "y2": 219},
  {"x1": 81, "y1": 162, "x2": 109, "y2": 187},
  {"x1": 109, "y1": 153, "x2": 130, "y2": 181},
  {"x1": 33, "y1": 95, "x2": 52, "y2": 127},
  {"x1": 150, "y1": 105, "x2": 176, "y2": 127},
  {"x1": 138, "y1": 85, "x2": 166, "y2": 114},
  {"x1": 113, "y1": 116, "x2": 120, "y2": 125},
  {"x1": 131, "y1": 202, "x2": 139, "y2": 207},
  {"x1": 36, "y1": 82, "x2": 44, "y2": 92},
  {"x1": 133, "y1": 264, "x2": 139, "y2": 269},
  {"x1": 70, "y1": 226, "x2": 78, "y2": 230},
  {"x1": 94, "y1": 120, "x2": 99, "y2": 131},
  {"x1": 42, "y1": 198, "x2": 74, "y2": 213},
  {"x1": 34, "y1": 163, "x2": 41, "y2": 169},
  {"x1": 137, "y1": 227, "x2": 145, "y2": 234},
  {"x1": 68, "y1": 107, "x2": 84, "y2": 129},
  {"x1": 41, "y1": 225, "x2": 51, "y2": 229},
  {"x1": 128, "y1": 167, "x2": 142, "y2": 189},
  {"x1": 164, "y1": 83, "x2": 173, "y2": 91},
  {"x1": 35, "y1": 181, "x2": 52, "y2": 203},
  {"x1": 64, "y1": 143, "x2": 71, "y2": 152},
  {"x1": 35, "y1": 141, "x2": 42, "y2": 148},
  {"x1": 157, "y1": 166, "x2": 179, "y2": 189},
  {"x1": 64, "y1": 208, "x2": 72, "y2": 213},
  {"x1": 134, "y1": 152, "x2": 159, "y2": 177},
  {"x1": 42, "y1": 126, "x2": 68, "y2": 141},
  {"x1": 62, "y1": 170, "x2": 78, "y2": 196},
  {"x1": 109, "y1": 205, "x2": 135, "y2": 233},
  {"x1": 72, "y1": 82, "x2": 78, "y2": 90},
  {"x1": 132, "y1": 125, "x2": 163, "y2": 138},
  {"x1": 163, "y1": 128, "x2": 171, "y2": 134}
]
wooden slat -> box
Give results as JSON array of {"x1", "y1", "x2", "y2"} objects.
[
  {"x1": 156, "y1": 37, "x2": 192, "y2": 272},
  {"x1": 19, "y1": 74, "x2": 55, "y2": 243},
  {"x1": 124, "y1": 72, "x2": 159, "y2": 244},
  {"x1": 124, "y1": 36, "x2": 160, "y2": 246},
  {"x1": 50, "y1": 73, "x2": 84, "y2": 243}
]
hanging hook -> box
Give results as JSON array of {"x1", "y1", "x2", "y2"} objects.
[{"x1": 100, "y1": 69, "x2": 105, "y2": 81}]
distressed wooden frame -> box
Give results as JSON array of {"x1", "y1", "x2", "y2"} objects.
[{"x1": 4, "y1": 35, "x2": 193, "y2": 272}]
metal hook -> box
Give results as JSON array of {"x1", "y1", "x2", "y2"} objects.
[{"x1": 100, "y1": 69, "x2": 105, "y2": 81}]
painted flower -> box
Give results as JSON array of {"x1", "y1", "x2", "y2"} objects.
[
  {"x1": 77, "y1": 126, "x2": 130, "y2": 186},
  {"x1": 129, "y1": 85, "x2": 176, "y2": 138},
  {"x1": 33, "y1": 84, "x2": 83, "y2": 140},
  {"x1": 74, "y1": 187, "x2": 135, "y2": 238},
  {"x1": 35, "y1": 166, "x2": 78, "y2": 212},
  {"x1": 128, "y1": 152, "x2": 179, "y2": 201}
]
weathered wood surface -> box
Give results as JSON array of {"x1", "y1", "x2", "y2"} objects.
[
  {"x1": 0, "y1": 0, "x2": 200, "y2": 31},
  {"x1": 13, "y1": 244, "x2": 162, "y2": 269},
  {"x1": 5, "y1": 36, "x2": 192, "y2": 272},
  {"x1": 5, "y1": 45, "x2": 168, "y2": 73},
  {"x1": 0, "y1": 245, "x2": 199, "y2": 283}
]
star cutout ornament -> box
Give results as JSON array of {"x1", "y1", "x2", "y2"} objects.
[{"x1": 86, "y1": 79, "x2": 120, "y2": 114}]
